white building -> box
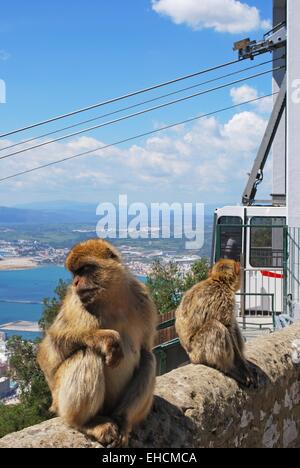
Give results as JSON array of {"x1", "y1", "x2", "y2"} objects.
[
  {"x1": 0, "y1": 331, "x2": 7, "y2": 341},
  {"x1": 0, "y1": 332, "x2": 9, "y2": 371},
  {"x1": 272, "y1": 0, "x2": 300, "y2": 227},
  {"x1": 0, "y1": 377, "x2": 10, "y2": 398}
]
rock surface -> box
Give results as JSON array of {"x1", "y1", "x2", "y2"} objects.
[{"x1": 1, "y1": 323, "x2": 300, "y2": 448}]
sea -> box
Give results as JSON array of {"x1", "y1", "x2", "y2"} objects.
[
  {"x1": 0, "y1": 266, "x2": 146, "y2": 341},
  {"x1": 0, "y1": 266, "x2": 71, "y2": 340}
]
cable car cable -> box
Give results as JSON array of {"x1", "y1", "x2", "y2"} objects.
[
  {"x1": 0, "y1": 57, "x2": 254, "y2": 139},
  {"x1": 0, "y1": 56, "x2": 284, "y2": 154},
  {"x1": 0, "y1": 92, "x2": 278, "y2": 183},
  {"x1": 0, "y1": 66, "x2": 283, "y2": 161}
]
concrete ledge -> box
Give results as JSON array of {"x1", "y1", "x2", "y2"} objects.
[{"x1": 1, "y1": 323, "x2": 300, "y2": 448}]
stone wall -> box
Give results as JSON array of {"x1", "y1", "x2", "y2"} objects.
[{"x1": 1, "y1": 323, "x2": 300, "y2": 448}]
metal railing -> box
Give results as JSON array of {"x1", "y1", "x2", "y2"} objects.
[
  {"x1": 154, "y1": 337, "x2": 185, "y2": 376},
  {"x1": 236, "y1": 292, "x2": 275, "y2": 330},
  {"x1": 154, "y1": 318, "x2": 188, "y2": 375},
  {"x1": 215, "y1": 223, "x2": 288, "y2": 314},
  {"x1": 243, "y1": 269, "x2": 283, "y2": 316},
  {"x1": 249, "y1": 248, "x2": 284, "y2": 268},
  {"x1": 287, "y1": 228, "x2": 300, "y2": 316}
]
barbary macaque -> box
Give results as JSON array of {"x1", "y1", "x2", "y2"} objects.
[
  {"x1": 37, "y1": 239, "x2": 157, "y2": 447},
  {"x1": 175, "y1": 259, "x2": 257, "y2": 387}
]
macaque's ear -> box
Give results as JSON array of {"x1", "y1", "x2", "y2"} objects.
[
  {"x1": 208, "y1": 267, "x2": 212, "y2": 277},
  {"x1": 234, "y1": 262, "x2": 241, "y2": 275}
]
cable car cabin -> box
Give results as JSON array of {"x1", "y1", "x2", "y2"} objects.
[{"x1": 212, "y1": 205, "x2": 287, "y2": 323}]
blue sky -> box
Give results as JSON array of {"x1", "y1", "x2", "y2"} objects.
[{"x1": 0, "y1": 0, "x2": 274, "y2": 206}]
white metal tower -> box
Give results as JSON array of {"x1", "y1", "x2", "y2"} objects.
[{"x1": 286, "y1": 0, "x2": 300, "y2": 227}]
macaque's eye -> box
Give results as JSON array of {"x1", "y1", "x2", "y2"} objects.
[{"x1": 74, "y1": 265, "x2": 95, "y2": 276}]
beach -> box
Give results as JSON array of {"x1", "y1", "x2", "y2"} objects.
[
  {"x1": 0, "y1": 320, "x2": 41, "y2": 332},
  {"x1": 0, "y1": 257, "x2": 38, "y2": 271}
]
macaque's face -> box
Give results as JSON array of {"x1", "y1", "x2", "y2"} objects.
[
  {"x1": 72, "y1": 263, "x2": 101, "y2": 307},
  {"x1": 66, "y1": 239, "x2": 122, "y2": 309}
]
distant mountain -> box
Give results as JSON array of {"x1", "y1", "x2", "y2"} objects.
[
  {"x1": 0, "y1": 205, "x2": 98, "y2": 224},
  {"x1": 1, "y1": 200, "x2": 232, "y2": 225},
  {"x1": 15, "y1": 200, "x2": 97, "y2": 212},
  {"x1": 15, "y1": 201, "x2": 229, "y2": 215},
  {"x1": 15, "y1": 201, "x2": 232, "y2": 213}
]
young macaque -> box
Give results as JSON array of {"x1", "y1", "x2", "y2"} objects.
[{"x1": 176, "y1": 259, "x2": 257, "y2": 387}]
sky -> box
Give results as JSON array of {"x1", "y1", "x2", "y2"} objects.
[{"x1": 0, "y1": 0, "x2": 275, "y2": 207}]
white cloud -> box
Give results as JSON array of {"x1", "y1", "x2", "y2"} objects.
[
  {"x1": 0, "y1": 108, "x2": 270, "y2": 204},
  {"x1": 222, "y1": 111, "x2": 267, "y2": 152},
  {"x1": 230, "y1": 84, "x2": 258, "y2": 104},
  {"x1": 230, "y1": 85, "x2": 274, "y2": 114},
  {"x1": 254, "y1": 95, "x2": 273, "y2": 114},
  {"x1": 0, "y1": 50, "x2": 10, "y2": 61},
  {"x1": 152, "y1": 0, "x2": 271, "y2": 34}
]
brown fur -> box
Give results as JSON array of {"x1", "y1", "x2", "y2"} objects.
[
  {"x1": 37, "y1": 239, "x2": 157, "y2": 447},
  {"x1": 175, "y1": 259, "x2": 257, "y2": 387}
]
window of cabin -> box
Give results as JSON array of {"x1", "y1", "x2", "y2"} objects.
[
  {"x1": 249, "y1": 217, "x2": 286, "y2": 268},
  {"x1": 216, "y1": 216, "x2": 243, "y2": 262}
]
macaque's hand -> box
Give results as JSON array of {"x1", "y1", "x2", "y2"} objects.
[
  {"x1": 86, "y1": 330, "x2": 124, "y2": 367},
  {"x1": 101, "y1": 331, "x2": 124, "y2": 368}
]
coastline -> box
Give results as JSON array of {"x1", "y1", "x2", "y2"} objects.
[
  {"x1": 0, "y1": 320, "x2": 41, "y2": 333},
  {"x1": 0, "y1": 265, "x2": 68, "y2": 341},
  {"x1": 0, "y1": 257, "x2": 147, "y2": 276},
  {"x1": 0, "y1": 257, "x2": 38, "y2": 271}
]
